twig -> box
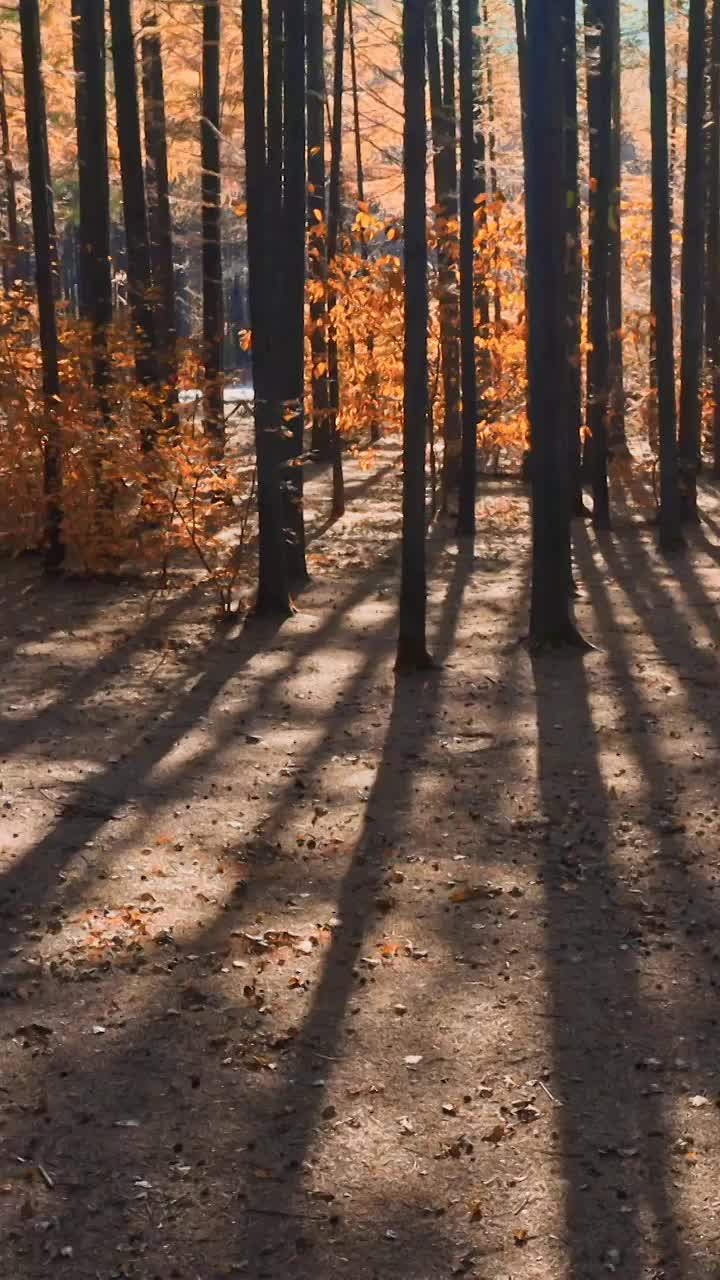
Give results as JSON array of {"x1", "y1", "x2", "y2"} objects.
[
  {"x1": 537, "y1": 1079, "x2": 563, "y2": 1107},
  {"x1": 37, "y1": 1163, "x2": 54, "y2": 1189},
  {"x1": 241, "y1": 1206, "x2": 326, "y2": 1222}
]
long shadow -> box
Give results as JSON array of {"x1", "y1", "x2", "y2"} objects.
[
  {"x1": 534, "y1": 633, "x2": 687, "y2": 1278},
  {"x1": 229, "y1": 544, "x2": 476, "y2": 1272}
]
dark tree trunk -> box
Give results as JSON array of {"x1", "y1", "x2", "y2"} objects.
[
  {"x1": 73, "y1": 0, "x2": 113, "y2": 488},
  {"x1": 397, "y1": 0, "x2": 432, "y2": 671},
  {"x1": 141, "y1": 7, "x2": 178, "y2": 430},
  {"x1": 0, "y1": 53, "x2": 19, "y2": 290},
  {"x1": 513, "y1": 0, "x2": 528, "y2": 169},
  {"x1": 242, "y1": 0, "x2": 290, "y2": 616},
  {"x1": 472, "y1": 6, "x2": 491, "y2": 362},
  {"x1": 648, "y1": 0, "x2": 684, "y2": 550},
  {"x1": 584, "y1": 0, "x2": 612, "y2": 529},
  {"x1": 327, "y1": 0, "x2": 347, "y2": 517},
  {"x1": 708, "y1": 0, "x2": 720, "y2": 476},
  {"x1": 201, "y1": 0, "x2": 224, "y2": 452},
  {"x1": 678, "y1": 0, "x2": 707, "y2": 520},
  {"x1": 427, "y1": 0, "x2": 461, "y2": 508},
  {"x1": 348, "y1": 0, "x2": 380, "y2": 445},
  {"x1": 306, "y1": 0, "x2": 331, "y2": 459},
  {"x1": 281, "y1": 0, "x2": 308, "y2": 579},
  {"x1": 560, "y1": 0, "x2": 584, "y2": 516},
  {"x1": 526, "y1": 0, "x2": 584, "y2": 648},
  {"x1": 481, "y1": 0, "x2": 501, "y2": 331},
  {"x1": 608, "y1": 0, "x2": 626, "y2": 452},
  {"x1": 457, "y1": 0, "x2": 477, "y2": 538},
  {"x1": 19, "y1": 0, "x2": 63, "y2": 569},
  {"x1": 109, "y1": 0, "x2": 159, "y2": 445}
]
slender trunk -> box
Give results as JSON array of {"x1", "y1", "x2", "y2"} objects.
[
  {"x1": 472, "y1": 7, "x2": 490, "y2": 357},
  {"x1": 327, "y1": 0, "x2": 347, "y2": 517},
  {"x1": 73, "y1": 0, "x2": 113, "y2": 450},
  {"x1": 669, "y1": 0, "x2": 681, "y2": 224},
  {"x1": 526, "y1": 0, "x2": 582, "y2": 648},
  {"x1": 397, "y1": 0, "x2": 432, "y2": 670},
  {"x1": 142, "y1": 7, "x2": 178, "y2": 430},
  {"x1": 678, "y1": 0, "x2": 707, "y2": 520},
  {"x1": 0, "y1": 53, "x2": 19, "y2": 290},
  {"x1": 306, "y1": 0, "x2": 331, "y2": 459},
  {"x1": 242, "y1": 0, "x2": 290, "y2": 615},
  {"x1": 427, "y1": 0, "x2": 461, "y2": 507},
  {"x1": 649, "y1": 0, "x2": 684, "y2": 550},
  {"x1": 281, "y1": 0, "x2": 308, "y2": 579},
  {"x1": 457, "y1": 0, "x2": 478, "y2": 538},
  {"x1": 19, "y1": 0, "x2": 63, "y2": 569},
  {"x1": 561, "y1": 0, "x2": 583, "y2": 516},
  {"x1": 110, "y1": 0, "x2": 159, "y2": 445},
  {"x1": 708, "y1": 0, "x2": 720, "y2": 476},
  {"x1": 584, "y1": 0, "x2": 612, "y2": 529},
  {"x1": 201, "y1": 0, "x2": 224, "y2": 452},
  {"x1": 348, "y1": 0, "x2": 381, "y2": 445},
  {"x1": 481, "y1": 0, "x2": 501, "y2": 331},
  {"x1": 513, "y1": 0, "x2": 529, "y2": 171},
  {"x1": 607, "y1": 0, "x2": 627, "y2": 450}
]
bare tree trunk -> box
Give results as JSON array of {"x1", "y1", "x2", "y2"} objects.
[
  {"x1": 109, "y1": 0, "x2": 160, "y2": 448},
  {"x1": 678, "y1": 0, "x2": 707, "y2": 520},
  {"x1": 608, "y1": 0, "x2": 627, "y2": 452},
  {"x1": 73, "y1": 0, "x2": 113, "y2": 462},
  {"x1": 584, "y1": 0, "x2": 612, "y2": 529},
  {"x1": 0, "y1": 53, "x2": 19, "y2": 290},
  {"x1": 649, "y1": 0, "x2": 684, "y2": 550},
  {"x1": 348, "y1": 0, "x2": 381, "y2": 445},
  {"x1": 242, "y1": 0, "x2": 290, "y2": 616},
  {"x1": 327, "y1": 0, "x2": 347, "y2": 518},
  {"x1": 427, "y1": 0, "x2": 461, "y2": 508},
  {"x1": 306, "y1": 0, "x2": 331, "y2": 459},
  {"x1": 708, "y1": 0, "x2": 720, "y2": 476},
  {"x1": 457, "y1": 0, "x2": 478, "y2": 538},
  {"x1": 20, "y1": 0, "x2": 63, "y2": 569},
  {"x1": 201, "y1": 0, "x2": 224, "y2": 453},
  {"x1": 142, "y1": 6, "x2": 178, "y2": 430},
  {"x1": 560, "y1": 0, "x2": 584, "y2": 516},
  {"x1": 397, "y1": 0, "x2": 432, "y2": 671},
  {"x1": 281, "y1": 0, "x2": 308, "y2": 579}
]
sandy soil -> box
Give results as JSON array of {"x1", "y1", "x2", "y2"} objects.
[{"x1": 0, "y1": 447, "x2": 719, "y2": 1280}]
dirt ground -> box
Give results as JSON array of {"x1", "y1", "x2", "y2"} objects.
[{"x1": 1, "y1": 445, "x2": 720, "y2": 1279}]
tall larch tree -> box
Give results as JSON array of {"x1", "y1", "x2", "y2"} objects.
[
  {"x1": 708, "y1": 0, "x2": 720, "y2": 476},
  {"x1": 607, "y1": 0, "x2": 627, "y2": 452},
  {"x1": 201, "y1": 0, "x2": 224, "y2": 452},
  {"x1": 326, "y1": 0, "x2": 347, "y2": 518},
  {"x1": 560, "y1": 0, "x2": 583, "y2": 515},
  {"x1": 109, "y1": 0, "x2": 159, "y2": 446},
  {"x1": 648, "y1": 0, "x2": 684, "y2": 550},
  {"x1": 526, "y1": 0, "x2": 585, "y2": 648},
  {"x1": 306, "y1": 0, "x2": 331, "y2": 459},
  {"x1": 397, "y1": 0, "x2": 433, "y2": 671},
  {"x1": 72, "y1": 0, "x2": 113, "y2": 438},
  {"x1": 0, "y1": 52, "x2": 19, "y2": 290},
  {"x1": 584, "y1": 0, "x2": 612, "y2": 529},
  {"x1": 457, "y1": 0, "x2": 478, "y2": 538},
  {"x1": 20, "y1": 0, "x2": 63, "y2": 569},
  {"x1": 142, "y1": 6, "x2": 178, "y2": 428},
  {"x1": 281, "y1": 0, "x2": 308, "y2": 579},
  {"x1": 678, "y1": 0, "x2": 706, "y2": 520}
]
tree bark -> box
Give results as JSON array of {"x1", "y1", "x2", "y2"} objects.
[
  {"x1": 561, "y1": 0, "x2": 584, "y2": 516},
  {"x1": 201, "y1": 0, "x2": 224, "y2": 452},
  {"x1": 20, "y1": 0, "x2": 63, "y2": 569},
  {"x1": 708, "y1": 0, "x2": 720, "y2": 476},
  {"x1": 327, "y1": 0, "x2": 347, "y2": 517},
  {"x1": 648, "y1": 0, "x2": 684, "y2": 550},
  {"x1": 678, "y1": 0, "x2": 706, "y2": 520},
  {"x1": 141, "y1": 6, "x2": 178, "y2": 430},
  {"x1": 397, "y1": 0, "x2": 432, "y2": 670},
  {"x1": 607, "y1": 0, "x2": 627, "y2": 452},
  {"x1": 242, "y1": 0, "x2": 290, "y2": 616},
  {"x1": 584, "y1": 0, "x2": 612, "y2": 529},
  {"x1": 281, "y1": 0, "x2": 308, "y2": 579},
  {"x1": 427, "y1": 0, "x2": 461, "y2": 508},
  {"x1": 348, "y1": 0, "x2": 380, "y2": 446},
  {"x1": 72, "y1": 0, "x2": 113, "y2": 468},
  {"x1": 457, "y1": 0, "x2": 477, "y2": 538},
  {"x1": 109, "y1": 0, "x2": 159, "y2": 446},
  {"x1": 526, "y1": 0, "x2": 584, "y2": 648},
  {"x1": 0, "y1": 52, "x2": 19, "y2": 290},
  {"x1": 306, "y1": 0, "x2": 331, "y2": 459}
]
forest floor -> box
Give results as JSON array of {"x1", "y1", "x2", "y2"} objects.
[{"x1": 1, "y1": 442, "x2": 720, "y2": 1280}]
